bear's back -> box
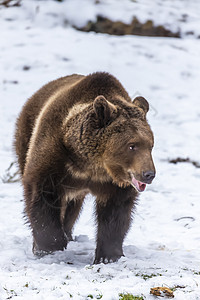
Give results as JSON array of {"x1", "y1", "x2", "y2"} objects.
[{"x1": 14, "y1": 74, "x2": 84, "y2": 174}]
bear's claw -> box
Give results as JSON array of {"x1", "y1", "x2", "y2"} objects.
[{"x1": 94, "y1": 254, "x2": 124, "y2": 264}]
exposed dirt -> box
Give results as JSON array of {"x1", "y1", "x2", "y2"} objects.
[
  {"x1": 0, "y1": 0, "x2": 21, "y2": 7},
  {"x1": 168, "y1": 157, "x2": 200, "y2": 168},
  {"x1": 75, "y1": 15, "x2": 180, "y2": 38}
]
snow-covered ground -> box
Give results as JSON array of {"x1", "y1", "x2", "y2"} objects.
[{"x1": 1, "y1": 1, "x2": 200, "y2": 299}]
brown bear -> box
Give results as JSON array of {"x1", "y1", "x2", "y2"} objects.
[{"x1": 14, "y1": 72, "x2": 155, "y2": 263}]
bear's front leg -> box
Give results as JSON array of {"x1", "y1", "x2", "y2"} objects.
[{"x1": 94, "y1": 186, "x2": 137, "y2": 264}]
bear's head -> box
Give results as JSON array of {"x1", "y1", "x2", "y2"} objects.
[
  {"x1": 93, "y1": 95, "x2": 155, "y2": 192},
  {"x1": 64, "y1": 95, "x2": 156, "y2": 192}
]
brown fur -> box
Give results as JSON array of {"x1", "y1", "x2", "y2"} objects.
[{"x1": 14, "y1": 72, "x2": 155, "y2": 263}]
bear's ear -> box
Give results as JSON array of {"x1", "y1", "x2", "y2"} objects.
[
  {"x1": 93, "y1": 95, "x2": 116, "y2": 127},
  {"x1": 133, "y1": 96, "x2": 149, "y2": 115}
]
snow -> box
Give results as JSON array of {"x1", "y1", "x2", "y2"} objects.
[
  {"x1": 2, "y1": 0, "x2": 200, "y2": 37},
  {"x1": 1, "y1": 0, "x2": 200, "y2": 299}
]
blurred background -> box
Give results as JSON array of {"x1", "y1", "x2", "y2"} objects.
[{"x1": 1, "y1": 1, "x2": 200, "y2": 299}]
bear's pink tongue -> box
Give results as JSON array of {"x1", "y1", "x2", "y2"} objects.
[{"x1": 131, "y1": 176, "x2": 146, "y2": 192}]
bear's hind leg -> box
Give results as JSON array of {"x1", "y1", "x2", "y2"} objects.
[{"x1": 94, "y1": 186, "x2": 136, "y2": 264}]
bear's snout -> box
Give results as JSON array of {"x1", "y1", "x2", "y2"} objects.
[{"x1": 142, "y1": 170, "x2": 155, "y2": 184}]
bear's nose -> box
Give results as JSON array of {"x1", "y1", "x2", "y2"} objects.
[{"x1": 142, "y1": 171, "x2": 155, "y2": 184}]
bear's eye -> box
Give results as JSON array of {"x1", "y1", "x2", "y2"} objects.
[{"x1": 129, "y1": 144, "x2": 136, "y2": 151}]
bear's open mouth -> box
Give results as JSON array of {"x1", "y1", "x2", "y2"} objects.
[{"x1": 129, "y1": 173, "x2": 146, "y2": 192}]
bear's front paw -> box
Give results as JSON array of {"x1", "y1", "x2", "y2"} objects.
[
  {"x1": 94, "y1": 250, "x2": 124, "y2": 264},
  {"x1": 94, "y1": 241, "x2": 124, "y2": 264}
]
